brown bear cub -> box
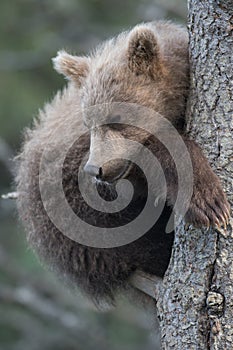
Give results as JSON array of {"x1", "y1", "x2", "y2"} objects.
[{"x1": 16, "y1": 21, "x2": 230, "y2": 307}]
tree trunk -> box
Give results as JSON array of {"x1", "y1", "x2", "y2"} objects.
[{"x1": 156, "y1": 1, "x2": 233, "y2": 349}]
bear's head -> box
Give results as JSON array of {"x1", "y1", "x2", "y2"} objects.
[{"x1": 53, "y1": 22, "x2": 189, "y2": 186}]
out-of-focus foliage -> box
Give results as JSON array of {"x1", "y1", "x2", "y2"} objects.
[{"x1": 0, "y1": 1, "x2": 186, "y2": 349}]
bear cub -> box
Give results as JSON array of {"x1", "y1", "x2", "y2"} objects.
[{"x1": 16, "y1": 21, "x2": 230, "y2": 306}]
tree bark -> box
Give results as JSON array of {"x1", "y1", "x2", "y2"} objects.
[{"x1": 156, "y1": 1, "x2": 233, "y2": 349}]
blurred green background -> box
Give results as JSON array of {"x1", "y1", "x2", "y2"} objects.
[{"x1": 0, "y1": 1, "x2": 186, "y2": 349}]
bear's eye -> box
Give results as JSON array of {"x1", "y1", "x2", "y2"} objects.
[
  {"x1": 108, "y1": 123, "x2": 126, "y2": 131},
  {"x1": 107, "y1": 115, "x2": 127, "y2": 131},
  {"x1": 109, "y1": 115, "x2": 121, "y2": 124}
]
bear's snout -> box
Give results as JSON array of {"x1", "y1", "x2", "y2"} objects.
[
  {"x1": 84, "y1": 159, "x2": 131, "y2": 183},
  {"x1": 84, "y1": 163, "x2": 102, "y2": 178}
]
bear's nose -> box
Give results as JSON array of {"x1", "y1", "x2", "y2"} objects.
[{"x1": 84, "y1": 164, "x2": 102, "y2": 178}]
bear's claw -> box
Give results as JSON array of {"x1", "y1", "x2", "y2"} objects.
[{"x1": 185, "y1": 181, "x2": 231, "y2": 230}]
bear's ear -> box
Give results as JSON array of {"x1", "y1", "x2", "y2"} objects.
[
  {"x1": 52, "y1": 50, "x2": 89, "y2": 83},
  {"x1": 127, "y1": 27, "x2": 159, "y2": 76}
]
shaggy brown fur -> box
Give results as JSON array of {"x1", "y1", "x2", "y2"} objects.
[{"x1": 16, "y1": 21, "x2": 230, "y2": 307}]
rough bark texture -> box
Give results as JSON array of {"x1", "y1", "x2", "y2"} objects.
[{"x1": 156, "y1": 1, "x2": 233, "y2": 349}]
